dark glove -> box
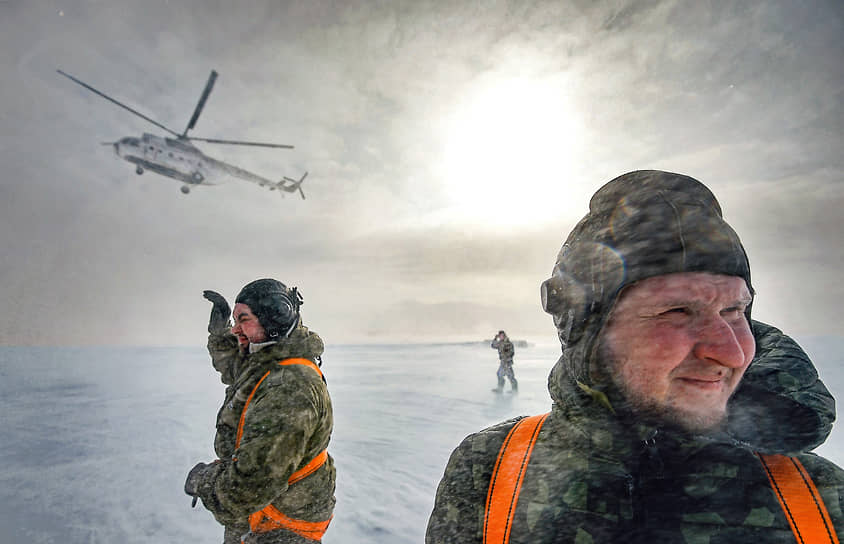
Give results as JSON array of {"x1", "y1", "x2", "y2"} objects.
[
  {"x1": 185, "y1": 462, "x2": 208, "y2": 497},
  {"x1": 203, "y1": 290, "x2": 232, "y2": 335},
  {"x1": 185, "y1": 461, "x2": 220, "y2": 507}
]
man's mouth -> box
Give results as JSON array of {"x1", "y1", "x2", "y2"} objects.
[{"x1": 676, "y1": 376, "x2": 725, "y2": 390}]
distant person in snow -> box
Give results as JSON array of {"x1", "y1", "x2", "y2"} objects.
[
  {"x1": 491, "y1": 330, "x2": 518, "y2": 392},
  {"x1": 427, "y1": 170, "x2": 844, "y2": 543},
  {"x1": 185, "y1": 279, "x2": 335, "y2": 544}
]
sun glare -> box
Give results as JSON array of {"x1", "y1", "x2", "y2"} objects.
[{"x1": 439, "y1": 76, "x2": 583, "y2": 229}]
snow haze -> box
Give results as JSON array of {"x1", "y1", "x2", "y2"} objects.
[{"x1": 1, "y1": 340, "x2": 842, "y2": 542}]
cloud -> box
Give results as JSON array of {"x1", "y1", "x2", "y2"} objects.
[{"x1": 1, "y1": 0, "x2": 842, "y2": 344}]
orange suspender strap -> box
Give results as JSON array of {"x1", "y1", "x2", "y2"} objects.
[
  {"x1": 483, "y1": 413, "x2": 550, "y2": 544},
  {"x1": 234, "y1": 370, "x2": 272, "y2": 450},
  {"x1": 248, "y1": 506, "x2": 332, "y2": 540},
  {"x1": 246, "y1": 450, "x2": 331, "y2": 540},
  {"x1": 232, "y1": 358, "x2": 331, "y2": 541},
  {"x1": 483, "y1": 423, "x2": 839, "y2": 544},
  {"x1": 482, "y1": 419, "x2": 840, "y2": 544},
  {"x1": 234, "y1": 358, "x2": 325, "y2": 450},
  {"x1": 289, "y1": 449, "x2": 329, "y2": 485},
  {"x1": 757, "y1": 453, "x2": 839, "y2": 544},
  {"x1": 279, "y1": 357, "x2": 325, "y2": 381}
]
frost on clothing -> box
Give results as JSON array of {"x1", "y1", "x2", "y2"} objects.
[
  {"x1": 426, "y1": 321, "x2": 844, "y2": 543},
  {"x1": 195, "y1": 326, "x2": 335, "y2": 544}
]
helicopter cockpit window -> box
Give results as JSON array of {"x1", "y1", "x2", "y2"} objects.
[{"x1": 119, "y1": 137, "x2": 140, "y2": 147}]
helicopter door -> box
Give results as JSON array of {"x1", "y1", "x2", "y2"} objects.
[{"x1": 144, "y1": 142, "x2": 161, "y2": 162}]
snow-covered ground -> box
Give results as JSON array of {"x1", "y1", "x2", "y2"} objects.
[{"x1": 1, "y1": 338, "x2": 842, "y2": 543}]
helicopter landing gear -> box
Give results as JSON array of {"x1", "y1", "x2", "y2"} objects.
[
  {"x1": 181, "y1": 185, "x2": 190, "y2": 194},
  {"x1": 136, "y1": 166, "x2": 144, "y2": 175}
]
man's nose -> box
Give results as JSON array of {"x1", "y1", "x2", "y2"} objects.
[
  {"x1": 231, "y1": 322, "x2": 240, "y2": 335},
  {"x1": 692, "y1": 316, "x2": 750, "y2": 368}
]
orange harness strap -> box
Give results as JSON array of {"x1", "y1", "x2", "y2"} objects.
[
  {"x1": 278, "y1": 357, "x2": 325, "y2": 380},
  {"x1": 757, "y1": 453, "x2": 839, "y2": 544},
  {"x1": 248, "y1": 506, "x2": 332, "y2": 540},
  {"x1": 235, "y1": 370, "x2": 272, "y2": 450},
  {"x1": 233, "y1": 358, "x2": 332, "y2": 541},
  {"x1": 245, "y1": 449, "x2": 331, "y2": 540},
  {"x1": 235, "y1": 358, "x2": 325, "y2": 450},
  {"x1": 483, "y1": 413, "x2": 549, "y2": 544},
  {"x1": 483, "y1": 418, "x2": 838, "y2": 544},
  {"x1": 289, "y1": 449, "x2": 329, "y2": 485}
]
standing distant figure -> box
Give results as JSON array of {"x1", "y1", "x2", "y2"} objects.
[
  {"x1": 491, "y1": 330, "x2": 518, "y2": 393},
  {"x1": 186, "y1": 278, "x2": 335, "y2": 544}
]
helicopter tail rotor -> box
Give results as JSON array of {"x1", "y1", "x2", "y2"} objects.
[{"x1": 281, "y1": 172, "x2": 307, "y2": 200}]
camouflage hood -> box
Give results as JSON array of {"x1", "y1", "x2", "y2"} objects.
[
  {"x1": 265, "y1": 324, "x2": 323, "y2": 361},
  {"x1": 541, "y1": 170, "x2": 751, "y2": 389},
  {"x1": 241, "y1": 324, "x2": 325, "y2": 374},
  {"x1": 542, "y1": 171, "x2": 833, "y2": 453}
]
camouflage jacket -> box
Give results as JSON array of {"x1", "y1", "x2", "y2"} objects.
[
  {"x1": 195, "y1": 326, "x2": 335, "y2": 543},
  {"x1": 427, "y1": 321, "x2": 844, "y2": 543},
  {"x1": 491, "y1": 336, "x2": 515, "y2": 364}
]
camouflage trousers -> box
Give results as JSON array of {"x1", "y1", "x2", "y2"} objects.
[
  {"x1": 227, "y1": 526, "x2": 319, "y2": 544},
  {"x1": 496, "y1": 362, "x2": 517, "y2": 390}
]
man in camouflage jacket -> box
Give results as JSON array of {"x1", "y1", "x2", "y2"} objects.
[
  {"x1": 426, "y1": 171, "x2": 844, "y2": 543},
  {"x1": 187, "y1": 279, "x2": 335, "y2": 544},
  {"x1": 491, "y1": 330, "x2": 518, "y2": 392}
]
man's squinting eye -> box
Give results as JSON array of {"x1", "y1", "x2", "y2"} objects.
[{"x1": 721, "y1": 305, "x2": 747, "y2": 317}]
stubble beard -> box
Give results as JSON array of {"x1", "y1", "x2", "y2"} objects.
[
  {"x1": 614, "y1": 379, "x2": 728, "y2": 434},
  {"x1": 595, "y1": 341, "x2": 729, "y2": 434}
]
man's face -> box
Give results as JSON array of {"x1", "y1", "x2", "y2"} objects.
[
  {"x1": 596, "y1": 272, "x2": 755, "y2": 432},
  {"x1": 231, "y1": 303, "x2": 267, "y2": 346}
]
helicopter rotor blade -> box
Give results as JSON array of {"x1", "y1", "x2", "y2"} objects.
[
  {"x1": 56, "y1": 70, "x2": 181, "y2": 138},
  {"x1": 183, "y1": 70, "x2": 218, "y2": 137},
  {"x1": 187, "y1": 136, "x2": 294, "y2": 149}
]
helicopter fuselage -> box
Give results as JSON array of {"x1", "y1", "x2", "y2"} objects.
[
  {"x1": 114, "y1": 133, "x2": 216, "y2": 186},
  {"x1": 58, "y1": 69, "x2": 306, "y2": 197}
]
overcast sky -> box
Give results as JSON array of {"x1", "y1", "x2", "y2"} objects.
[{"x1": 1, "y1": 0, "x2": 841, "y2": 346}]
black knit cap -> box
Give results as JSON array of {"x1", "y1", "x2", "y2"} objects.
[
  {"x1": 541, "y1": 170, "x2": 753, "y2": 386},
  {"x1": 235, "y1": 278, "x2": 302, "y2": 339}
]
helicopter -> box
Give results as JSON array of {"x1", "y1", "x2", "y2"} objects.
[{"x1": 57, "y1": 69, "x2": 307, "y2": 198}]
